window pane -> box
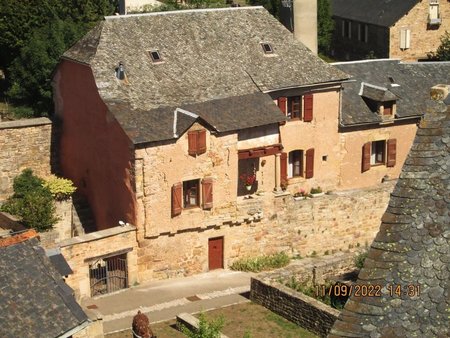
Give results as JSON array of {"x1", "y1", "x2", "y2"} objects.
[{"x1": 183, "y1": 179, "x2": 199, "y2": 207}]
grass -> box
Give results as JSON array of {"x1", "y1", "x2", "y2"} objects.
[
  {"x1": 229, "y1": 252, "x2": 290, "y2": 272},
  {"x1": 105, "y1": 302, "x2": 318, "y2": 338}
]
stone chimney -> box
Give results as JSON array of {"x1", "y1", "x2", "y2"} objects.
[
  {"x1": 430, "y1": 84, "x2": 450, "y2": 102},
  {"x1": 293, "y1": 0, "x2": 318, "y2": 54}
]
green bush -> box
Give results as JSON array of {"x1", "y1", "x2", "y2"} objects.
[
  {"x1": 229, "y1": 252, "x2": 290, "y2": 272},
  {"x1": 180, "y1": 313, "x2": 225, "y2": 338},
  {"x1": 0, "y1": 169, "x2": 58, "y2": 231},
  {"x1": 43, "y1": 175, "x2": 76, "y2": 200},
  {"x1": 354, "y1": 250, "x2": 368, "y2": 269}
]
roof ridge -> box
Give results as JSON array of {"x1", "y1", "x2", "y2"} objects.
[{"x1": 105, "y1": 6, "x2": 265, "y2": 20}]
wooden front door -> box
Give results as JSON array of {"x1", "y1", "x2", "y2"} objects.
[{"x1": 208, "y1": 237, "x2": 224, "y2": 270}]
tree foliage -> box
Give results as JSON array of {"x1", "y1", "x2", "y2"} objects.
[
  {"x1": 0, "y1": 169, "x2": 58, "y2": 231},
  {"x1": 428, "y1": 31, "x2": 450, "y2": 61},
  {"x1": 0, "y1": 0, "x2": 117, "y2": 117},
  {"x1": 317, "y1": 0, "x2": 333, "y2": 54}
]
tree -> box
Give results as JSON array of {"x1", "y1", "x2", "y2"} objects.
[
  {"x1": 428, "y1": 31, "x2": 450, "y2": 61},
  {"x1": 246, "y1": 0, "x2": 281, "y2": 19},
  {"x1": 0, "y1": 0, "x2": 117, "y2": 117},
  {"x1": 317, "y1": 0, "x2": 333, "y2": 54}
]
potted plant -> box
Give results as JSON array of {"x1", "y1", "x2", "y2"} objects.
[
  {"x1": 310, "y1": 186, "x2": 324, "y2": 197},
  {"x1": 240, "y1": 173, "x2": 256, "y2": 191},
  {"x1": 293, "y1": 188, "x2": 307, "y2": 200}
]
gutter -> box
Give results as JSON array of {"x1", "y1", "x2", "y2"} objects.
[
  {"x1": 339, "y1": 115, "x2": 421, "y2": 129},
  {"x1": 262, "y1": 79, "x2": 354, "y2": 93},
  {"x1": 58, "y1": 320, "x2": 91, "y2": 338}
]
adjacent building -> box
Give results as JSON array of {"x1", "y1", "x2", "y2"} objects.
[
  {"x1": 330, "y1": 85, "x2": 450, "y2": 338},
  {"x1": 331, "y1": 0, "x2": 450, "y2": 61}
]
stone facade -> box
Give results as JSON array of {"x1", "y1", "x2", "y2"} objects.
[
  {"x1": 0, "y1": 118, "x2": 53, "y2": 201},
  {"x1": 250, "y1": 277, "x2": 340, "y2": 338},
  {"x1": 60, "y1": 225, "x2": 138, "y2": 299},
  {"x1": 390, "y1": 1, "x2": 450, "y2": 61},
  {"x1": 135, "y1": 180, "x2": 395, "y2": 282}
]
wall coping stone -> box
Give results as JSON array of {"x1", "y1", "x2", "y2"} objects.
[
  {"x1": 0, "y1": 117, "x2": 52, "y2": 130},
  {"x1": 59, "y1": 225, "x2": 136, "y2": 247}
]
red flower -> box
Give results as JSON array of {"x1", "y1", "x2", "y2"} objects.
[{"x1": 240, "y1": 173, "x2": 256, "y2": 186}]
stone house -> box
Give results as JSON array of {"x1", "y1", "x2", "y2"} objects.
[
  {"x1": 53, "y1": 7, "x2": 353, "y2": 282},
  {"x1": 331, "y1": 0, "x2": 450, "y2": 61},
  {"x1": 333, "y1": 59, "x2": 450, "y2": 189},
  {"x1": 330, "y1": 86, "x2": 450, "y2": 338}
]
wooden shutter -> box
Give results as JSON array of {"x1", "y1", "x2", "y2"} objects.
[
  {"x1": 171, "y1": 183, "x2": 182, "y2": 217},
  {"x1": 362, "y1": 142, "x2": 371, "y2": 172},
  {"x1": 278, "y1": 97, "x2": 287, "y2": 116},
  {"x1": 202, "y1": 178, "x2": 213, "y2": 209},
  {"x1": 188, "y1": 131, "x2": 197, "y2": 156},
  {"x1": 387, "y1": 139, "x2": 397, "y2": 167},
  {"x1": 305, "y1": 148, "x2": 314, "y2": 179},
  {"x1": 303, "y1": 94, "x2": 313, "y2": 122},
  {"x1": 197, "y1": 130, "x2": 207, "y2": 155},
  {"x1": 280, "y1": 152, "x2": 288, "y2": 184}
]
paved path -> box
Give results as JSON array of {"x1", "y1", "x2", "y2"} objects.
[{"x1": 82, "y1": 270, "x2": 253, "y2": 334}]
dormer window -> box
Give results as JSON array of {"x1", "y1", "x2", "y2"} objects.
[
  {"x1": 428, "y1": 0, "x2": 441, "y2": 26},
  {"x1": 261, "y1": 42, "x2": 274, "y2": 54},
  {"x1": 149, "y1": 50, "x2": 163, "y2": 63}
]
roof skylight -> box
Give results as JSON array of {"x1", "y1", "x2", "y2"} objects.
[
  {"x1": 261, "y1": 42, "x2": 274, "y2": 54},
  {"x1": 149, "y1": 50, "x2": 163, "y2": 63}
]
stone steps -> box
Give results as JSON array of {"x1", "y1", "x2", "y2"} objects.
[{"x1": 72, "y1": 194, "x2": 96, "y2": 234}]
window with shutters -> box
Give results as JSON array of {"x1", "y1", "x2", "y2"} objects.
[
  {"x1": 188, "y1": 130, "x2": 207, "y2": 156},
  {"x1": 278, "y1": 95, "x2": 313, "y2": 122},
  {"x1": 183, "y1": 179, "x2": 200, "y2": 208},
  {"x1": 362, "y1": 139, "x2": 396, "y2": 172},
  {"x1": 342, "y1": 20, "x2": 352, "y2": 39},
  {"x1": 288, "y1": 150, "x2": 303, "y2": 178}
]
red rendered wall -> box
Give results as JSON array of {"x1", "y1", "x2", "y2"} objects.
[{"x1": 53, "y1": 60, "x2": 136, "y2": 230}]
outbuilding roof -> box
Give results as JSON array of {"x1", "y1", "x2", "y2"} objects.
[
  {"x1": 331, "y1": 0, "x2": 419, "y2": 27},
  {"x1": 62, "y1": 7, "x2": 348, "y2": 143},
  {"x1": 0, "y1": 232, "x2": 88, "y2": 338},
  {"x1": 330, "y1": 96, "x2": 450, "y2": 337},
  {"x1": 334, "y1": 59, "x2": 450, "y2": 126}
]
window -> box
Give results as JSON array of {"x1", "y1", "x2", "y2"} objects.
[
  {"x1": 428, "y1": 1, "x2": 441, "y2": 25},
  {"x1": 342, "y1": 20, "x2": 351, "y2": 39},
  {"x1": 371, "y1": 140, "x2": 386, "y2": 165},
  {"x1": 149, "y1": 50, "x2": 163, "y2": 63},
  {"x1": 362, "y1": 139, "x2": 396, "y2": 172},
  {"x1": 400, "y1": 29, "x2": 411, "y2": 49},
  {"x1": 277, "y1": 94, "x2": 313, "y2": 122},
  {"x1": 383, "y1": 101, "x2": 394, "y2": 116},
  {"x1": 261, "y1": 42, "x2": 274, "y2": 54},
  {"x1": 172, "y1": 178, "x2": 213, "y2": 216},
  {"x1": 288, "y1": 96, "x2": 301, "y2": 119},
  {"x1": 288, "y1": 150, "x2": 303, "y2": 178},
  {"x1": 188, "y1": 130, "x2": 207, "y2": 156},
  {"x1": 183, "y1": 179, "x2": 199, "y2": 208},
  {"x1": 358, "y1": 24, "x2": 368, "y2": 43}
]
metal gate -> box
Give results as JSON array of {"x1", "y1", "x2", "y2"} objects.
[{"x1": 89, "y1": 254, "x2": 128, "y2": 296}]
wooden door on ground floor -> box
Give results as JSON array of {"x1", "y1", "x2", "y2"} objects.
[{"x1": 208, "y1": 237, "x2": 224, "y2": 270}]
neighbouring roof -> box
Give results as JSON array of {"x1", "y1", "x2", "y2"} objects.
[
  {"x1": 334, "y1": 60, "x2": 450, "y2": 126},
  {"x1": 331, "y1": 0, "x2": 419, "y2": 27},
  {"x1": 330, "y1": 97, "x2": 450, "y2": 337},
  {"x1": 62, "y1": 7, "x2": 348, "y2": 143},
  {"x1": 0, "y1": 212, "x2": 26, "y2": 234},
  {"x1": 0, "y1": 231, "x2": 88, "y2": 338}
]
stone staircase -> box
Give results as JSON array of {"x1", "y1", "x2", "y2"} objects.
[{"x1": 72, "y1": 193, "x2": 96, "y2": 235}]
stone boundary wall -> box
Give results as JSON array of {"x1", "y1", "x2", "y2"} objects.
[
  {"x1": 0, "y1": 118, "x2": 53, "y2": 201},
  {"x1": 60, "y1": 225, "x2": 138, "y2": 299},
  {"x1": 259, "y1": 252, "x2": 358, "y2": 286},
  {"x1": 250, "y1": 277, "x2": 340, "y2": 338}
]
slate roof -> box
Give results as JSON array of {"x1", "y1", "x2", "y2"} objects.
[
  {"x1": 0, "y1": 234, "x2": 88, "y2": 338},
  {"x1": 331, "y1": 0, "x2": 419, "y2": 27},
  {"x1": 334, "y1": 60, "x2": 450, "y2": 126},
  {"x1": 63, "y1": 7, "x2": 348, "y2": 144},
  {"x1": 329, "y1": 97, "x2": 450, "y2": 337}
]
